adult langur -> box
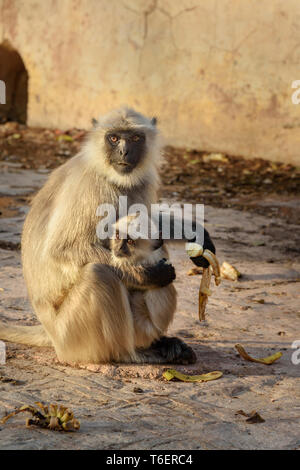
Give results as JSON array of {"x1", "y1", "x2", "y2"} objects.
[{"x1": 0, "y1": 107, "x2": 215, "y2": 364}]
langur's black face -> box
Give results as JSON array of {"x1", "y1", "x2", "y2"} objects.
[
  {"x1": 112, "y1": 236, "x2": 135, "y2": 258},
  {"x1": 104, "y1": 129, "x2": 146, "y2": 174},
  {"x1": 111, "y1": 233, "x2": 152, "y2": 261}
]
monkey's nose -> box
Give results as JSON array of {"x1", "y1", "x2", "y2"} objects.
[
  {"x1": 116, "y1": 250, "x2": 128, "y2": 257},
  {"x1": 119, "y1": 149, "x2": 129, "y2": 158}
]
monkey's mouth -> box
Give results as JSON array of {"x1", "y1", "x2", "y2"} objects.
[
  {"x1": 115, "y1": 251, "x2": 130, "y2": 258},
  {"x1": 115, "y1": 161, "x2": 135, "y2": 174}
]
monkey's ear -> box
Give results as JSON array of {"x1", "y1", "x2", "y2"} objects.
[
  {"x1": 151, "y1": 117, "x2": 157, "y2": 126},
  {"x1": 91, "y1": 117, "x2": 98, "y2": 127}
]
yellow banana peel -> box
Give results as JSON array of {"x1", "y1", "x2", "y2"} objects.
[
  {"x1": 163, "y1": 369, "x2": 223, "y2": 382},
  {"x1": 235, "y1": 344, "x2": 282, "y2": 365}
]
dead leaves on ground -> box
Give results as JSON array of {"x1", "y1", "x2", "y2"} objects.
[
  {"x1": 0, "y1": 375, "x2": 24, "y2": 386},
  {"x1": 235, "y1": 409, "x2": 265, "y2": 424}
]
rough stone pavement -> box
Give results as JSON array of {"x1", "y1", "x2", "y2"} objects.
[{"x1": 0, "y1": 163, "x2": 299, "y2": 450}]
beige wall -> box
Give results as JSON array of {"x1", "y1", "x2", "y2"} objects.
[{"x1": 1, "y1": 0, "x2": 300, "y2": 164}]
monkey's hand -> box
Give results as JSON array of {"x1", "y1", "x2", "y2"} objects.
[
  {"x1": 145, "y1": 259, "x2": 176, "y2": 287},
  {"x1": 110, "y1": 259, "x2": 175, "y2": 290},
  {"x1": 188, "y1": 228, "x2": 216, "y2": 268}
]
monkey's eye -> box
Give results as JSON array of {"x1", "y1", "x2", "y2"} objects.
[
  {"x1": 109, "y1": 135, "x2": 119, "y2": 144},
  {"x1": 127, "y1": 238, "x2": 135, "y2": 246},
  {"x1": 132, "y1": 135, "x2": 141, "y2": 142},
  {"x1": 115, "y1": 231, "x2": 120, "y2": 240}
]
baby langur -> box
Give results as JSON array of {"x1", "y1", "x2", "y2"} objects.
[
  {"x1": 110, "y1": 215, "x2": 177, "y2": 351},
  {"x1": 109, "y1": 215, "x2": 196, "y2": 364}
]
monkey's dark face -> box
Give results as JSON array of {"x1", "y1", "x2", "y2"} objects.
[
  {"x1": 104, "y1": 130, "x2": 146, "y2": 174},
  {"x1": 111, "y1": 236, "x2": 136, "y2": 258},
  {"x1": 111, "y1": 233, "x2": 152, "y2": 262}
]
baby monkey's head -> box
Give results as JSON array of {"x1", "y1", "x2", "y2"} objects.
[
  {"x1": 110, "y1": 215, "x2": 159, "y2": 264},
  {"x1": 110, "y1": 234, "x2": 153, "y2": 264}
]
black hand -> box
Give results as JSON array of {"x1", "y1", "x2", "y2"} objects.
[
  {"x1": 189, "y1": 228, "x2": 216, "y2": 268},
  {"x1": 146, "y1": 260, "x2": 176, "y2": 287}
]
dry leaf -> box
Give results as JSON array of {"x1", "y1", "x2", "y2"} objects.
[
  {"x1": 235, "y1": 410, "x2": 249, "y2": 417},
  {"x1": 0, "y1": 376, "x2": 23, "y2": 386},
  {"x1": 235, "y1": 409, "x2": 265, "y2": 423},
  {"x1": 246, "y1": 411, "x2": 265, "y2": 423},
  {"x1": 203, "y1": 153, "x2": 228, "y2": 163},
  {"x1": 252, "y1": 241, "x2": 265, "y2": 246},
  {"x1": 57, "y1": 134, "x2": 73, "y2": 142}
]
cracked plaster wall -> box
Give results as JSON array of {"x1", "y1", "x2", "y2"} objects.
[{"x1": 1, "y1": 0, "x2": 300, "y2": 164}]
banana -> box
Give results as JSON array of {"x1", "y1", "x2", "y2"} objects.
[
  {"x1": 185, "y1": 245, "x2": 221, "y2": 322},
  {"x1": 62, "y1": 419, "x2": 80, "y2": 431},
  {"x1": 199, "y1": 251, "x2": 221, "y2": 321},
  {"x1": 60, "y1": 410, "x2": 74, "y2": 423},
  {"x1": 220, "y1": 261, "x2": 241, "y2": 281},
  {"x1": 49, "y1": 404, "x2": 58, "y2": 417},
  {"x1": 185, "y1": 242, "x2": 203, "y2": 258},
  {"x1": 202, "y1": 249, "x2": 221, "y2": 286},
  {"x1": 57, "y1": 405, "x2": 68, "y2": 420},
  {"x1": 1, "y1": 402, "x2": 80, "y2": 432},
  {"x1": 49, "y1": 416, "x2": 60, "y2": 430}
]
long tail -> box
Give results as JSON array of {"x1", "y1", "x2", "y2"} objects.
[{"x1": 0, "y1": 321, "x2": 52, "y2": 347}]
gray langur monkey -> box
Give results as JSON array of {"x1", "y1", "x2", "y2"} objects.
[{"x1": 0, "y1": 106, "x2": 202, "y2": 364}]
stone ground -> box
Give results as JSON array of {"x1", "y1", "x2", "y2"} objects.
[{"x1": 0, "y1": 162, "x2": 299, "y2": 450}]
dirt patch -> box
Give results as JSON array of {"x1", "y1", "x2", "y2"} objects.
[
  {"x1": 0, "y1": 195, "x2": 29, "y2": 218},
  {"x1": 0, "y1": 122, "x2": 85, "y2": 169},
  {"x1": 162, "y1": 147, "x2": 300, "y2": 224}
]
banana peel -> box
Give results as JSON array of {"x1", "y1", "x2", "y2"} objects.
[
  {"x1": 220, "y1": 261, "x2": 241, "y2": 281},
  {"x1": 235, "y1": 344, "x2": 282, "y2": 365},
  {"x1": 185, "y1": 243, "x2": 221, "y2": 321},
  {"x1": 202, "y1": 249, "x2": 221, "y2": 286},
  {"x1": 185, "y1": 243, "x2": 221, "y2": 285},
  {"x1": 185, "y1": 242, "x2": 203, "y2": 258},
  {"x1": 0, "y1": 402, "x2": 80, "y2": 432},
  {"x1": 199, "y1": 249, "x2": 221, "y2": 321},
  {"x1": 198, "y1": 266, "x2": 212, "y2": 321},
  {"x1": 163, "y1": 369, "x2": 222, "y2": 382}
]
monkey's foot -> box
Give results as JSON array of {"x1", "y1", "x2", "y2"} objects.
[{"x1": 151, "y1": 336, "x2": 197, "y2": 364}]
